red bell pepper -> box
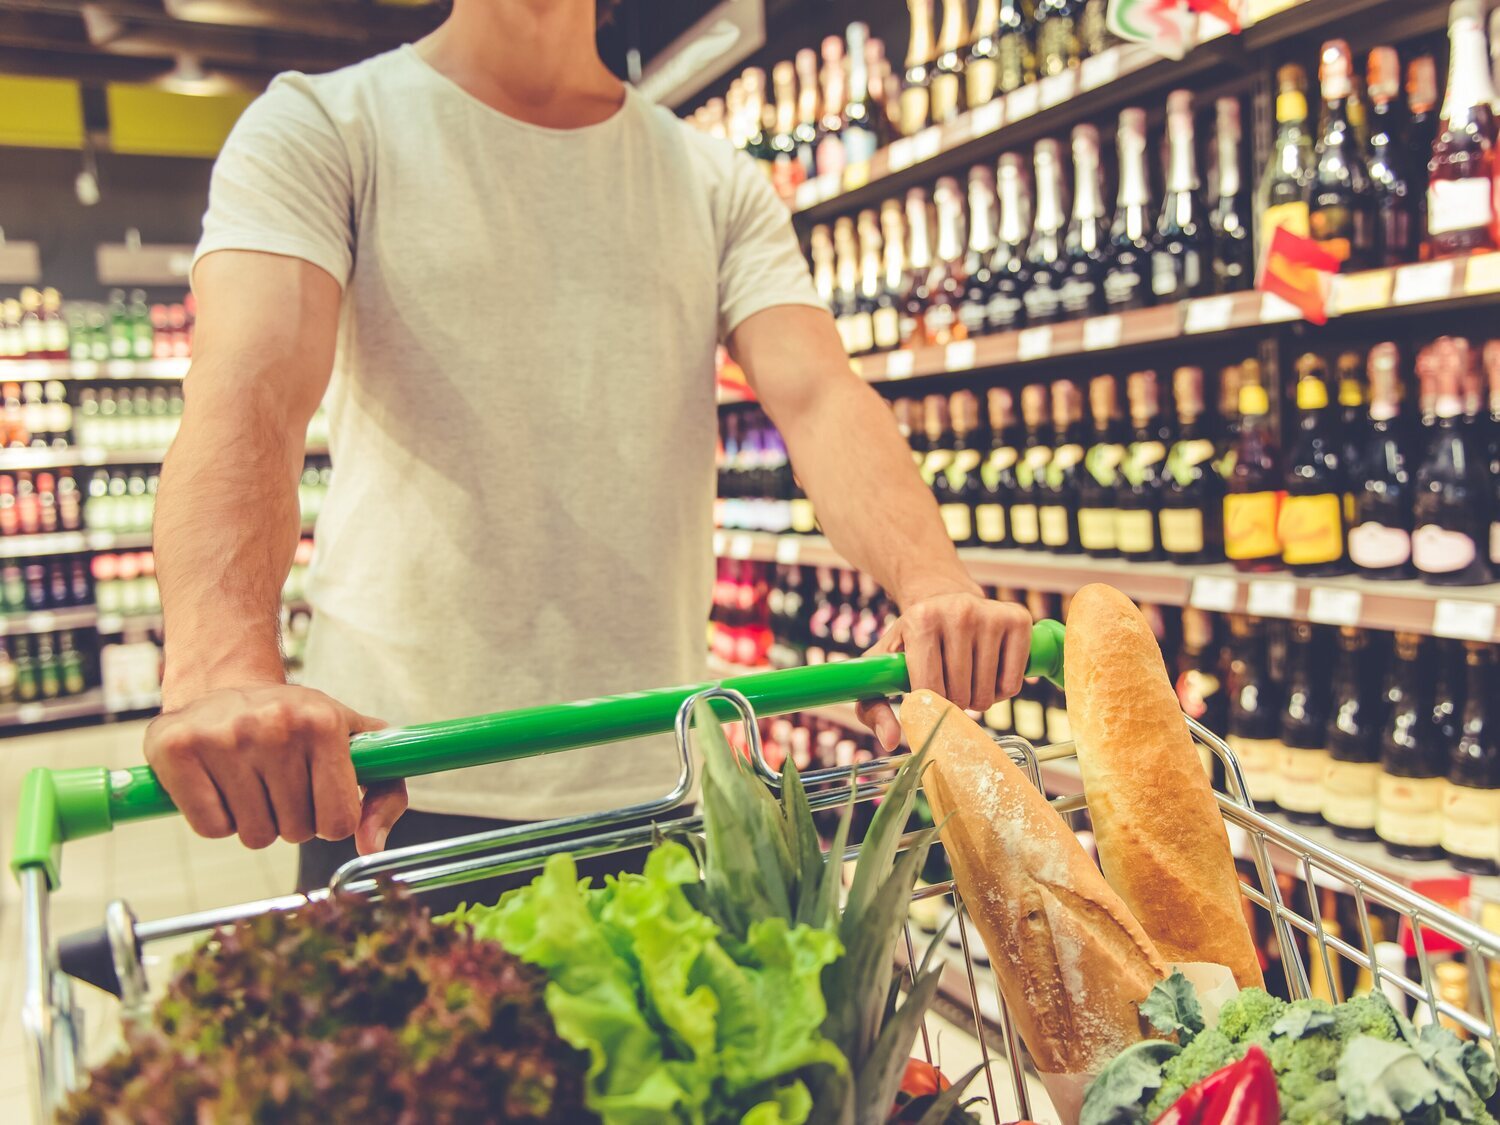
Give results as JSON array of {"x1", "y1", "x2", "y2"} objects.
[{"x1": 1152, "y1": 1046, "x2": 1279, "y2": 1125}]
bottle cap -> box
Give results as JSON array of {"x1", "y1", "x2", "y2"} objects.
[
  {"x1": 1051, "y1": 380, "x2": 1082, "y2": 427},
  {"x1": 1166, "y1": 89, "x2": 1193, "y2": 117},
  {"x1": 1367, "y1": 343, "x2": 1403, "y2": 421},
  {"x1": 987, "y1": 385, "x2": 1015, "y2": 428},
  {"x1": 1071, "y1": 123, "x2": 1100, "y2": 157},
  {"x1": 1319, "y1": 40, "x2": 1353, "y2": 100},
  {"x1": 820, "y1": 35, "x2": 844, "y2": 61},
  {"x1": 1406, "y1": 55, "x2": 1437, "y2": 113},
  {"x1": 1275, "y1": 64, "x2": 1309, "y2": 121},
  {"x1": 1238, "y1": 383, "x2": 1271, "y2": 416},
  {"x1": 1366, "y1": 47, "x2": 1400, "y2": 102},
  {"x1": 1173, "y1": 366, "x2": 1205, "y2": 419},
  {"x1": 1449, "y1": 0, "x2": 1482, "y2": 27},
  {"x1": 1020, "y1": 384, "x2": 1047, "y2": 426},
  {"x1": 1089, "y1": 374, "x2": 1119, "y2": 420},
  {"x1": 1296, "y1": 371, "x2": 1330, "y2": 411},
  {"x1": 1126, "y1": 370, "x2": 1160, "y2": 423}
]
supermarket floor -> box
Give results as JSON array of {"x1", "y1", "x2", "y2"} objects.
[{"x1": 0, "y1": 720, "x2": 1037, "y2": 1123}]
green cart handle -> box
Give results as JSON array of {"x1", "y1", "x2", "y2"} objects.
[{"x1": 12, "y1": 620, "x2": 1063, "y2": 888}]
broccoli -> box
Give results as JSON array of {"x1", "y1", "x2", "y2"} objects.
[
  {"x1": 1330, "y1": 991, "x2": 1405, "y2": 1044},
  {"x1": 1215, "y1": 987, "x2": 1287, "y2": 1043},
  {"x1": 1146, "y1": 1028, "x2": 1239, "y2": 1117}
]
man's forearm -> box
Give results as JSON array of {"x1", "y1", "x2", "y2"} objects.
[
  {"x1": 156, "y1": 371, "x2": 305, "y2": 709},
  {"x1": 777, "y1": 377, "x2": 981, "y2": 609}
]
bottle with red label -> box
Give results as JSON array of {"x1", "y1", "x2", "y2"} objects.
[
  {"x1": 1223, "y1": 360, "x2": 1283, "y2": 571},
  {"x1": 1349, "y1": 343, "x2": 1415, "y2": 579},
  {"x1": 1425, "y1": 0, "x2": 1497, "y2": 258},
  {"x1": 1412, "y1": 337, "x2": 1493, "y2": 585},
  {"x1": 1278, "y1": 354, "x2": 1350, "y2": 576}
]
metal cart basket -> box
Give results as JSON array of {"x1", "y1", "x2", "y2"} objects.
[{"x1": 15, "y1": 620, "x2": 1500, "y2": 1123}]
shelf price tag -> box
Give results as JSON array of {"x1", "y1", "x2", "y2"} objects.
[
  {"x1": 884, "y1": 350, "x2": 916, "y2": 379},
  {"x1": 775, "y1": 537, "x2": 801, "y2": 565},
  {"x1": 1039, "y1": 72, "x2": 1076, "y2": 108},
  {"x1": 96, "y1": 614, "x2": 123, "y2": 634},
  {"x1": 969, "y1": 98, "x2": 1004, "y2": 136},
  {"x1": 1006, "y1": 83, "x2": 1040, "y2": 121},
  {"x1": 1017, "y1": 326, "x2": 1052, "y2": 361},
  {"x1": 1307, "y1": 586, "x2": 1362, "y2": 627},
  {"x1": 913, "y1": 126, "x2": 943, "y2": 162},
  {"x1": 1258, "y1": 291, "x2": 1302, "y2": 322},
  {"x1": 1080, "y1": 49, "x2": 1122, "y2": 90},
  {"x1": 24, "y1": 612, "x2": 55, "y2": 632},
  {"x1": 1189, "y1": 575, "x2": 1239, "y2": 613},
  {"x1": 946, "y1": 339, "x2": 978, "y2": 370},
  {"x1": 886, "y1": 137, "x2": 915, "y2": 172},
  {"x1": 1332, "y1": 269, "x2": 1393, "y2": 313},
  {"x1": 1392, "y1": 261, "x2": 1453, "y2": 305},
  {"x1": 1432, "y1": 599, "x2": 1498, "y2": 642},
  {"x1": 1464, "y1": 252, "x2": 1500, "y2": 296},
  {"x1": 17, "y1": 703, "x2": 44, "y2": 725},
  {"x1": 1183, "y1": 295, "x2": 1235, "y2": 334},
  {"x1": 712, "y1": 531, "x2": 726, "y2": 556},
  {"x1": 728, "y1": 534, "x2": 753, "y2": 560},
  {"x1": 1082, "y1": 314, "x2": 1122, "y2": 351},
  {"x1": 1246, "y1": 579, "x2": 1298, "y2": 618}
]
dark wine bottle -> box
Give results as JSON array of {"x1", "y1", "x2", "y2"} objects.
[
  {"x1": 1039, "y1": 381, "x2": 1085, "y2": 554},
  {"x1": 1278, "y1": 620, "x2": 1332, "y2": 827},
  {"x1": 929, "y1": 0, "x2": 969, "y2": 125},
  {"x1": 1226, "y1": 613, "x2": 1281, "y2": 807},
  {"x1": 1324, "y1": 626, "x2": 1382, "y2": 842},
  {"x1": 986, "y1": 153, "x2": 1032, "y2": 331},
  {"x1": 1412, "y1": 337, "x2": 1494, "y2": 585},
  {"x1": 974, "y1": 387, "x2": 1019, "y2": 547},
  {"x1": 900, "y1": 0, "x2": 937, "y2": 137},
  {"x1": 1443, "y1": 641, "x2": 1498, "y2": 874},
  {"x1": 899, "y1": 188, "x2": 935, "y2": 348},
  {"x1": 1486, "y1": 340, "x2": 1500, "y2": 572},
  {"x1": 1210, "y1": 97, "x2": 1254, "y2": 293},
  {"x1": 923, "y1": 176, "x2": 969, "y2": 347},
  {"x1": 1405, "y1": 55, "x2": 1440, "y2": 244},
  {"x1": 794, "y1": 49, "x2": 821, "y2": 180},
  {"x1": 1224, "y1": 362, "x2": 1283, "y2": 571},
  {"x1": 1175, "y1": 608, "x2": 1228, "y2": 781},
  {"x1": 939, "y1": 392, "x2": 984, "y2": 546},
  {"x1": 1259, "y1": 65, "x2": 1315, "y2": 257},
  {"x1": 873, "y1": 201, "x2": 907, "y2": 352},
  {"x1": 815, "y1": 40, "x2": 848, "y2": 178},
  {"x1": 966, "y1": 0, "x2": 1002, "y2": 110},
  {"x1": 1061, "y1": 124, "x2": 1109, "y2": 319},
  {"x1": 832, "y1": 216, "x2": 863, "y2": 355},
  {"x1": 1078, "y1": 374, "x2": 1126, "y2": 558},
  {"x1": 993, "y1": 0, "x2": 1035, "y2": 96},
  {"x1": 1116, "y1": 370, "x2": 1171, "y2": 562},
  {"x1": 1336, "y1": 350, "x2": 1367, "y2": 514},
  {"x1": 958, "y1": 165, "x2": 999, "y2": 340},
  {"x1": 1378, "y1": 632, "x2": 1444, "y2": 860},
  {"x1": 1280, "y1": 354, "x2": 1351, "y2": 577},
  {"x1": 1010, "y1": 384, "x2": 1051, "y2": 550},
  {"x1": 1161, "y1": 365, "x2": 1224, "y2": 564},
  {"x1": 1104, "y1": 107, "x2": 1155, "y2": 311},
  {"x1": 1035, "y1": 0, "x2": 1080, "y2": 78},
  {"x1": 851, "y1": 209, "x2": 882, "y2": 357},
  {"x1": 1152, "y1": 89, "x2": 1209, "y2": 302},
  {"x1": 1349, "y1": 343, "x2": 1415, "y2": 579},
  {"x1": 1022, "y1": 138, "x2": 1067, "y2": 326},
  {"x1": 1310, "y1": 40, "x2": 1377, "y2": 271},
  {"x1": 842, "y1": 22, "x2": 880, "y2": 165},
  {"x1": 1366, "y1": 47, "x2": 1417, "y2": 267}
]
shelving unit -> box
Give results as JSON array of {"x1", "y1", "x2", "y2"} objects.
[
  {"x1": 0, "y1": 357, "x2": 190, "y2": 380},
  {"x1": 714, "y1": 530, "x2": 1500, "y2": 643},
  {"x1": 0, "y1": 687, "x2": 107, "y2": 728},
  {"x1": 0, "y1": 442, "x2": 329, "y2": 472}
]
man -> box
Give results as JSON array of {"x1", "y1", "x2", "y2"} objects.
[{"x1": 145, "y1": 0, "x2": 1033, "y2": 889}]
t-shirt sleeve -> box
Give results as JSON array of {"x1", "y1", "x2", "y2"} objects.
[
  {"x1": 193, "y1": 74, "x2": 356, "y2": 288},
  {"x1": 715, "y1": 151, "x2": 824, "y2": 340}
]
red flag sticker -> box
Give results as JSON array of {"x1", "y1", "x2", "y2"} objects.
[{"x1": 1257, "y1": 225, "x2": 1340, "y2": 325}]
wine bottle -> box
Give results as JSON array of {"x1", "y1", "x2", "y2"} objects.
[
  {"x1": 1366, "y1": 47, "x2": 1417, "y2": 267},
  {"x1": 994, "y1": 0, "x2": 1036, "y2": 95},
  {"x1": 894, "y1": 398, "x2": 927, "y2": 474},
  {"x1": 1104, "y1": 107, "x2": 1155, "y2": 311},
  {"x1": 1022, "y1": 138, "x2": 1067, "y2": 326},
  {"x1": 864, "y1": 36, "x2": 898, "y2": 149},
  {"x1": 809, "y1": 223, "x2": 837, "y2": 320},
  {"x1": 1259, "y1": 65, "x2": 1316, "y2": 255},
  {"x1": 1036, "y1": 0, "x2": 1081, "y2": 77},
  {"x1": 942, "y1": 391, "x2": 985, "y2": 547},
  {"x1": 901, "y1": 0, "x2": 937, "y2": 137},
  {"x1": 1336, "y1": 350, "x2": 1367, "y2": 516},
  {"x1": 930, "y1": 0, "x2": 969, "y2": 124},
  {"x1": 900, "y1": 188, "x2": 935, "y2": 348},
  {"x1": 1324, "y1": 626, "x2": 1382, "y2": 841},
  {"x1": 1349, "y1": 343, "x2": 1415, "y2": 579},
  {"x1": 1117, "y1": 370, "x2": 1171, "y2": 562},
  {"x1": 1277, "y1": 620, "x2": 1332, "y2": 827},
  {"x1": 1426, "y1": 0, "x2": 1498, "y2": 257},
  {"x1": 1378, "y1": 632, "x2": 1444, "y2": 860},
  {"x1": 1280, "y1": 354, "x2": 1351, "y2": 577},
  {"x1": 959, "y1": 165, "x2": 999, "y2": 340},
  {"x1": 924, "y1": 176, "x2": 969, "y2": 346},
  {"x1": 874, "y1": 201, "x2": 907, "y2": 352},
  {"x1": 1040, "y1": 381, "x2": 1085, "y2": 554},
  {"x1": 975, "y1": 387, "x2": 1019, "y2": 547},
  {"x1": 1413, "y1": 337, "x2": 1494, "y2": 585},
  {"x1": 1486, "y1": 340, "x2": 1500, "y2": 571},
  {"x1": 1310, "y1": 40, "x2": 1377, "y2": 270},
  {"x1": 927, "y1": 394, "x2": 967, "y2": 544},
  {"x1": 832, "y1": 216, "x2": 862, "y2": 353},
  {"x1": 1226, "y1": 613, "x2": 1282, "y2": 807},
  {"x1": 1211, "y1": 97, "x2": 1254, "y2": 293},
  {"x1": 769, "y1": 61, "x2": 806, "y2": 199},
  {"x1": 1080, "y1": 0, "x2": 1110, "y2": 58},
  {"x1": 1079, "y1": 374, "x2": 1126, "y2": 558},
  {"x1": 1175, "y1": 608, "x2": 1228, "y2": 779},
  {"x1": 1011, "y1": 384, "x2": 1051, "y2": 550},
  {"x1": 794, "y1": 49, "x2": 821, "y2": 179},
  {"x1": 1406, "y1": 54, "x2": 1441, "y2": 242},
  {"x1": 1444, "y1": 641, "x2": 1499, "y2": 874},
  {"x1": 987, "y1": 152, "x2": 1032, "y2": 331},
  {"x1": 1215, "y1": 362, "x2": 1245, "y2": 480},
  {"x1": 852, "y1": 210, "x2": 883, "y2": 357},
  {"x1": 842, "y1": 23, "x2": 879, "y2": 166},
  {"x1": 966, "y1": 0, "x2": 1002, "y2": 110},
  {"x1": 1062, "y1": 124, "x2": 1109, "y2": 318},
  {"x1": 740, "y1": 68, "x2": 775, "y2": 164},
  {"x1": 1161, "y1": 365, "x2": 1224, "y2": 564},
  {"x1": 816, "y1": 37, "x2": 848, "y2": 177},
  {"x1": 1153, "y1": 90, "x2": 1210, "y2": 302},
  {"x1": 1224, "y1": 362, "x2": 1283, "y2": 571}
]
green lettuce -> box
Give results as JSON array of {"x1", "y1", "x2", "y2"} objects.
[{"x1": 445, "y1": 841, "x2": 845, "y2": 1125}]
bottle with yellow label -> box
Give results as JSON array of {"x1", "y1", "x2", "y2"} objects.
[
  {"x1": 1161, "y1": 365, "x2": 1225, "y2": 564},
  {"x1": 1279, "y1": 354, "x2": 1351, "y2": 576},
  {"x1": 1040, "y1": 381, "x2": 1085, "y2": 553},
  {"x1": 1079, "y1": 375, "x2": 1125, "y2": 558},
  {"x1": 1277, "y1": 620, "x2": 1332, "y2": 827},
  {"x1": 900, "y1": 0, "x2": 937, "y2": 137},
  {"x1": 974, "y1": 388, "x2": 1018, "y2": 547},
  {"x1": 1324, "y1": 626, "x2": 1381, "y2": 842},
  {"x1": 1116, "y1": 370, "x2": 1171, "y2": 562},
  {"x1": 1224, "y1": 361, "x2": 1284, "y2": 571},
  {"x1": 938, "y1": 392, "x2": 983, "y2": 546},
  {"x1": 1444, "y1": 641, "x2": 1499, "y2": 874},
  {"x1": 1010, "y1": 384, "x2": 1051, "y2": 550},
  {"x1": 1258, "y1": 63, "x2": 1315, "y2": 261},
  {"x1": 1378, "y1": 632, "x2": 1445, "y2": 861},
  {"x1": 1226, "y1": 614, "x2": 1282, "y2": 807}
]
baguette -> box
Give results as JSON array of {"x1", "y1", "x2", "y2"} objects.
[
  {"x1": 1064, "y1": 583, "x2": 1263, "y2": 989},
  {"x1": 902, "y1": 690, "x2": 1166, "y2": 1075}
]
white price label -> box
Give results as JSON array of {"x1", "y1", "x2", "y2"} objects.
[
  {"x1": 1307, "y1": 586, "x2": 1362, "y2": 627},
  {"x1": 1332, "y1": 269, "x2": 1393, "y2": 313},
  {"x1": 945, "y1": 339, "x2": 977, "y2": 370},
  {"x1": 818, "y1": 175, "x2": 842, "y2": 203},
  {"x1": 1006, "y1": 83, "x2": 1040, "y2": 121},
  {"x1": 913, "y1": 126, "x2": 943, "y2": 161},
  {"x1": 1183, "y1": 295, "x2": 1235, "y2": 334},
  {"x1": 1465, "y1": 252, "x2": 1500, "y2": 295},
  {"x1": 1079, "y1": 49, "x2": 1122, "y2": 90},
  {"x1": 1017, "y1": 326, "x2": 1052, "y2": 361},
  {"x1": 1432, "y1": 599, "x2": 1498, "y2": 642},
  {"x1": 1392, "y1": 261, "x2": 1452, "y2": 305},
  {"x1": 1258, "y1": 291, "x2": 1301, "y2": 322},
  {"x1": 712, "y1": 531, "x2": 726, "y2": 556},
  {"x1": 1246, "y1": 579, "x2": 1298, "y2": 618},
  {"x1": 969, "y1": 98, "x2": 1004, "y2": 136},
  {"x1": 1082, "y1": 315, "x2": 1122, "y2": 351},
  {"x1": 1189, "y1": 576, "x2": 1239, "y2": 613},
  {"x1": 885, "y1": 350, "x2": 916, "y2": 379},
  {"x1": 96, "y1": 614, "x2": 123, "y2": 634},
  {"x1": 25, "y1": 612, "x2": 54, "y2": 632},
  {"x1": 86, "y1": 531, "x2": 115, "y2": 550},
  {"x1": 105, "y1": 360, "x2": 134, "y2": 378},
  {"x1": 886, "y1": 137, "x2": 915, "y2": 172},
  {"x1": 728, "y1": 533, "x2": 753, "y2": 560},
  {"x1": 17, "y1": 703, "x2": 44, "y2": 724},
  {"x1": 775, "y1": 537, "x2": 801, "y2": 564},
  {"x1": 72, "y1": 360, "x2": 99, "y2": 379},
  {"x1": 1039, "y1": 72, "x2": 1075, "y2": 108}
]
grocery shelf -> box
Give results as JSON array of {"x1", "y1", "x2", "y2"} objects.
[
  {"x1": 0, "y1": 356, "x2": 190, "y2": 380},
  {"x1": 0, "y1": 518, "x2": 318, "y2": 560},
  {"x1": 836, "y1": 253, "x2": 1500, "y2": 386},
  {"x1": 0, "y1": 688, "x2": 106, "y2": 728},
  {"x1": 0, "y1": 606, "x2": 99, "y2": 636},
  {"x1": 0, "y1": 442, "x2": 329, "y2": 471},
  {"x1": 713, "y1": 531, "x2": 1500, "y2": 643}
]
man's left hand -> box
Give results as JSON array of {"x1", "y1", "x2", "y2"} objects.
[{"x1": 855, "y1": 593, "x2": 1034, "y2": 751}]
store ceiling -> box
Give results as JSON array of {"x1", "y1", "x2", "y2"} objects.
[{"x1": 0, "y1": 0, "x2": 756, "y2": 95}]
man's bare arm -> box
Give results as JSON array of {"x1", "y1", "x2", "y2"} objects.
[
  {"x1": 147, "y1": 250, "x2": 405, "y2": 852},
  {"x1": 729, "y1": 304, "x2": 1032, "y2": 744}
]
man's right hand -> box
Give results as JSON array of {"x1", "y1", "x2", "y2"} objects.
[{"x1": 145, "y1": 683, "x2": 407, "y2": 854}]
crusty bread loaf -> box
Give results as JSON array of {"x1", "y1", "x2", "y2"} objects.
[
  {"x1": 1065, "y1": 583, "x2": 1263, "y2": 989},
  {"x1": 902, "y1": 690, "x2": 1166, "y2": 1075}
]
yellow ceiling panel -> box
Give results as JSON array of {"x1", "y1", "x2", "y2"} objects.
[
  {"x1": 107, "y1": 84, "x2": 256, "y2": 159},
  {"x1": 0, "y1": 76, "x2": 85, "y2": 149}
]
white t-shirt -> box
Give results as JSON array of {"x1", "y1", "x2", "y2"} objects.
[{"x1": 193, "y1": 45, "x2": 821, "y2": 819}]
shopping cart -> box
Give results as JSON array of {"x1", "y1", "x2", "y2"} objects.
[{"x1": 13, "y1": 618, "x2": 1500, "y2": 1124}]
